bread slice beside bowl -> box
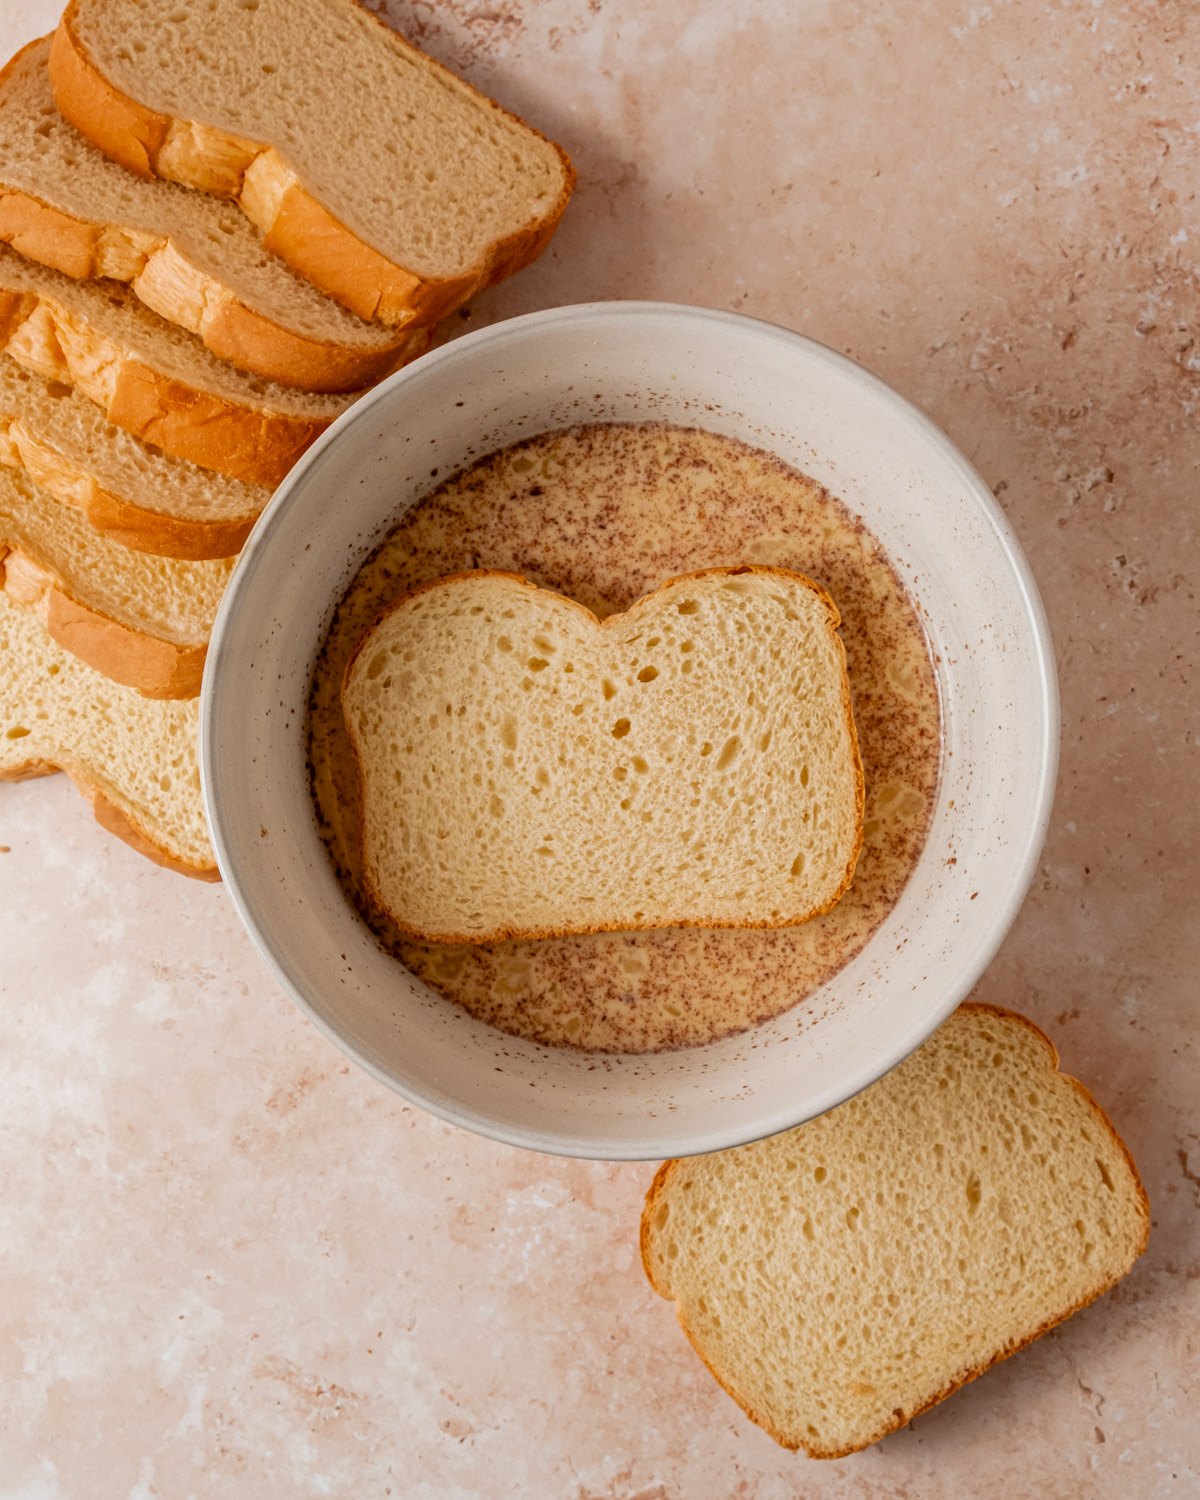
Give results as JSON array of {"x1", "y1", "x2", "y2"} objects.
[
  {"x1": 0, "y1": 588, "x2": 215, "y2": 877},
  {"x1": 50, "y1": 0, "x2": 575, "y2": 328},
  {"x1": 641, "y1": 1002, "x2": 1149, "y2": 1459}
]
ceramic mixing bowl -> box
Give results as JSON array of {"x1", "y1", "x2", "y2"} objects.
[{"x1": 201, "y1": 302, "x2": 1058, "y2": 1160}]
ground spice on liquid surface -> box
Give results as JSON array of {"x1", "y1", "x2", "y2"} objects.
[{"x1": 308, "y1": 423, "x2": 941, "y2": 1053}]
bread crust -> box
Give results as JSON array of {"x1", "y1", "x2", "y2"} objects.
[
  {"x1": 343, "y1": 564, "x2": 865, "y2": 945},
  {"x1": 105, "y1": 357, "x2": 327, "y2": 488},
  {"x1": 1, "y1": 544, "x2": 206, "y2": 698},
  {"x1": 61, "y1": 481, "x2": 252, "y2": 562},
  {"x1": 0, "y1": 760, "x2": 218, "y2": 879},
  {"x1": 81, "y1": 773, "x2": 220, "y2": 880},
  {"x1": 49, "y1": 3, "x2": 576, "y2": 330},
  {"x1": 640, "y1": 1002, "x2": 1151, "y2": 1460}
]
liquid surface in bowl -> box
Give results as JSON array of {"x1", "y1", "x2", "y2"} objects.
[{"x1": 308, "y1": 423, "x2": 940, "y2": 1052}]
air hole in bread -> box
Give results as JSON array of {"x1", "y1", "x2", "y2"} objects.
[{"x1": 717, "y1": 736, "x2": 741, "y2": 770}]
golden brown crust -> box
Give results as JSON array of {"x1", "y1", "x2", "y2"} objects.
[
  {"x1": 68, "y1": 483, "x2": 253, "y2": 562},
  {"x1": 1, "y1": 543, "x2": 207, "y2": 698},
  {"x1": 640, "y1": 1001, "x2": 1151, "y2": 1460},
  {"x1": 0, "y1": 181, "x2": 105, "y2": 284},
  {"x1": 48, "y1": 17, "x2": 169, "y2": 179},
  {"x1": 106, "y1": 358, "x2": 328, "y2": 488},
  {"x1": 68, "y1": 769, "x2": 220, "y2": 879},
  {"x1": 0, "y1": 757, "x2": 58, "y2": 782},
  {"x1": 257, "y1": 177, "x2": 425, "y2": 327},
  {"x1": 49, "y1": 2, "x2": 575, "y2": 330},
  {"x1": 198, "y1": 293, "x2": 401, "y2": 393},
  {"x1": 344, "y1": 564, "x2": 865, "y2": 945},
  {"x1": 42, "y1": 589, "x2": 206, "y2": 699}
]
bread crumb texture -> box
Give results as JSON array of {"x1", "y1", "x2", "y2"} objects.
[{"x1": 641, "y1": 1004, "x2": 1149, "y2": 1459}]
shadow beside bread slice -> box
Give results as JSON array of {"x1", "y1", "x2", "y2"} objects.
[
  {"x1": 0, "y1": 356, "x2": 266, "y2": 559},
  {"x1": 641, "y1": 1003, "x2": 1149, "y2": 1459},
  {"x1": 0, "y1": 245, "x2": 414, "y2": 486},
  {"x1": 0, "y1": 38, "x2": 416, "y2": 392},
  {"x1": 0, "y1": 464, "x2": 230, "y2": 698},
  {"x1": 0, "y1": 588, "x2": 216, "y2": 877},
  {"x1": 49, "y1": 0, "x2": 575, "y2": 328}
]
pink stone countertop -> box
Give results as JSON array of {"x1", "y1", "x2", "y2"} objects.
[{"x1": 2, "y1": 2, "x2": 1197, "y2": 1495}]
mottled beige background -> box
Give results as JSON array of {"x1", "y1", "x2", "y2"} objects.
[{"x1": 1, "y1": 1, "x2": 1197, "y2": 1496}]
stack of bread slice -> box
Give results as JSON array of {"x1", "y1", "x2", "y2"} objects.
[{"x1": 0, "y1": 7, "x2": 574, "y2": 878}]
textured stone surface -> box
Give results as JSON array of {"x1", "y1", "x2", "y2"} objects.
[{"x1": 1, "y1": 2, "x2": 1196, "y2": 1495}]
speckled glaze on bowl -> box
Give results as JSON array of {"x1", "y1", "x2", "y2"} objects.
[{"x1": 200, "y1": 303, "x2": 1058, "y2": 1161}]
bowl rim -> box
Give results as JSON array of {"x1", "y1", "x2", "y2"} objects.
[{"x1": 201, "y1": 299, "x2": 1059, "y2": 1160}]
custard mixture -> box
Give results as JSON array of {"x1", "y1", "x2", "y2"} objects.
[{"x1": 308, "y1": 423, "x2": 940, "y2": 1052}]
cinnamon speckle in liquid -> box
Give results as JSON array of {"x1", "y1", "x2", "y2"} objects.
[{"x1": 308, "y1": 423, "x2": 940, "y2": 1053}]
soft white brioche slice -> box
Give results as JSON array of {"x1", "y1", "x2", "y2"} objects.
[
  {"x1": 342, "y1": 567, "x2": 863, "y2": 944},
  {"x1": 50, "y1": 0, "x2": 575, "y2": 328},
  {"x1": 0, "y1": 245, "x2": 401, "y2": 486},
  {"x1": 0, "y1": 39, "x2": 413, "y2": 393},
  {"x1": 0, "y1": 589, "x2": 215, "y2": 877},
  {"x1": 0, "y1": 465, "x2": 230, "y2": 698},
  {"x1": 641, "y1": 1004, "x2": 1150, "y2": 1460},
  {"x1": 0, "y1": 356, "x2": 265, "y2": 560}
]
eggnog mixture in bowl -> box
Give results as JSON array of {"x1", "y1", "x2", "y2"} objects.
[{"x1": 308, "y1": 422, "x2": 940, "y2": 1053}]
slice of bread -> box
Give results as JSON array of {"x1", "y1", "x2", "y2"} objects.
[
  {"x1": 50, "y1": 0, "x2": 575, "y2": 328},
  {"x1": 641, "y1": 1003, "x2": 1150, "y2": 1460},
  {"x1": 0, "y1": 464, "x2": 230, "y2": 698},
  {"x1": 0, "y1": 356, "x2": 265, "y2": 560},
  {"x1": 0, "y1": 244, "x2": 390, "y2": 486},
  {"x1": 0, "y1": 588, "x2": 215, "y2": 878},
  {"x1": 0, "y1": 39, "x2": 413, "y2": 393},
  {"x1": 342, "y1": 567, "x2": 863, "y2": 944}
]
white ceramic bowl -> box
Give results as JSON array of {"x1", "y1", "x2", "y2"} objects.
[{"x1": 201, "y1": 302, "x2": 1057, "y2": 1161}]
